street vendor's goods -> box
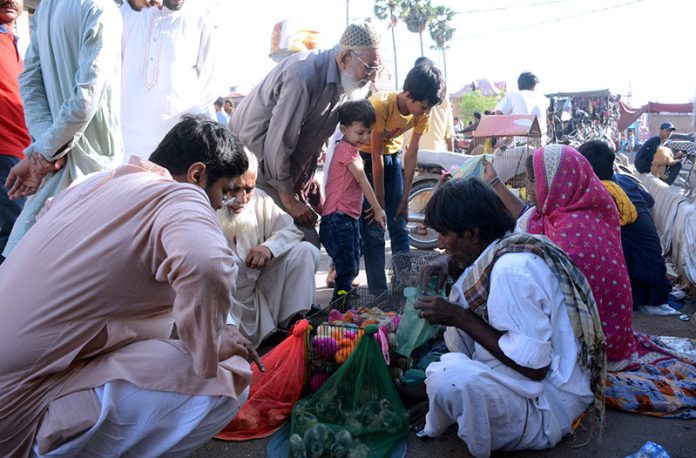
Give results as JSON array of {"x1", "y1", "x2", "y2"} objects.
[
  {"x1": 216, "y1": 320, "x2": 310, "y2": 441},
  {"x1": 291, "y1": 325, "x2": 409, "y2": 457}
]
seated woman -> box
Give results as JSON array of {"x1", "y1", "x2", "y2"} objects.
[
  {"x1": 486, "y1": 145, "x2": 672, "y2": 370},
  {"x1": 577, "y1": 141, "x2": 671, "y2": 308}
]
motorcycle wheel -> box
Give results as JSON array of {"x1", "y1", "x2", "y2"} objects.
[{"x1": 407, "y1": 178, "x2": 439, "y2": 250}]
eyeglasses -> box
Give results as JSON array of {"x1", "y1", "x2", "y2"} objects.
[
  {"x1": 221, "y1": 188, "x2": 253, "y2": 207},
  {"x1": 350, "y1": 50, "x2": 382, "y2": 77}
]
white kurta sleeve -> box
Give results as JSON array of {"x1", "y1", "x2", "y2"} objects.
[
  {"x1": 22, "y1": 2, "x2": 121, "y2": 161},
  {"x1": 486, "y1": 252, "x2": 555, "y2": 370},
  {"x1": 259, "y1": 193, "x2": 304, "y2": 257}
]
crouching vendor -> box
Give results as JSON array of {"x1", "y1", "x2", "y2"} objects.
[
  {"x1": 410, "y1": 177, "x2": 606, "y2": 458},
  {"x1": 0, "y1": 117, "x2": 258, "y2": 457}
]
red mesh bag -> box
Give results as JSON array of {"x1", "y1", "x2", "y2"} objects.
[{"x1": 216, "y1": 320, "x2": 310, "y2": 440}]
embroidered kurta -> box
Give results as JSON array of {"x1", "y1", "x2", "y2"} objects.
[
  {"x1": 424, "y1": 245, "x2": 593, "y2": 458},
  {"x1": 0, "y1": 157, "x2": 251, "y2": 457},
  {"x1": 3, "y1": 0, "x2": 124, "y2": 257},
  {"x1": 120, "y1": 1, "x2": 222, "y2": 160},
  {"x1": 218, "y1": 190, "x2": 320, "y2": 347}
]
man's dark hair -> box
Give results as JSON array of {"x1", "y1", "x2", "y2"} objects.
[
  {"x1": 403, "y1": 63, "x2": 446, "y2": 106},
  {"x1": 577, "y1": 140, "x2": 615, "y2": 180},
  {"x1": 414, "y1": 56, "x2": 434, "y2": 67},
  {"x1": 425, "y1": 177, "x2": 516, "y2": 244},
  {"x1": 149, "y1": 115, "x2": 248, "y2": 185},
  {"x1": 517, "y1": 71, "x2": 538, "y2": 91},
  {"x1": 338, "y1": 99, "x2": 376, "y2": 128},
  {"x1": 214, "y1": 97, "x2": 224, "y2": 108},
  {"x1": 474, "y1": 112, "x2": 482, "y2": 120}
]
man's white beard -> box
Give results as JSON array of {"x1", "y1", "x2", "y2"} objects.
[
  {"x1": 218, "y1": 205, "x2": 256, "y2": 244},
  {"x1": 340, "y1": 71, "x2": 371, "y2": 101}
]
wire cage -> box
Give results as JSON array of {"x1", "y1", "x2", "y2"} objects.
[
  {"x1": 473, "y1": 114, "x2": 543, "y2": 192},
  {"x1": 326, "y1": 285, "x2": 407, "y2": 314},
  {"x1": 389, "y1": 250, "x2": 443, "y2": 294},
  {"x1": 304, "y1": 310, "x2": 401, "y2": 392}
]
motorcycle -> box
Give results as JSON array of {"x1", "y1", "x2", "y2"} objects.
[{"x1": 407, "y1": 150, "x2": 473, "y2": 249}]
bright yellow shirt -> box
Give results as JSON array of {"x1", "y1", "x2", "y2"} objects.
[{"x1": 360, "y1": 91, "x2": 430, "y2": 156}]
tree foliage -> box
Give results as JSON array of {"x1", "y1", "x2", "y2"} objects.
[
  {"x1": 399, "y1": 0, "x2": 432, "y2": 56},
  {"x1": 374, "y1": 0, "x2": 404, "y2": 88},
  {"x1": 428, "y1": 5, "x2": 455, "y2": 77},
  {"x1": 456, "y1": 90, "x2": 502, "y2": 124}
]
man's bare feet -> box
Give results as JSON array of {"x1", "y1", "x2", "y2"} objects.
[
  {"x1": 394, "y1": 378, "x2": 428, "y2": 402},
  {"x1": 408, "y1": 401, "x2": 429, "y2": 431}
]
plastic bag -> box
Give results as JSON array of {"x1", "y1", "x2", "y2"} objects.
[
  {"x1": 216, "y1": 320, "x2": 310, "y2": 441},
  {"x1": 450, "y1": 154, "x2": 493, "y2": 179},
  {"x1": 395, "y1": 281, "x2": 443, "y2": 357},
  {"x1": 289, "y1": 324, "x2": 409, "y2": 458}
]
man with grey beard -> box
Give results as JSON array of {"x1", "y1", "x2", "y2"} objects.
[
  {"x1": 230, "y1": 23, "x2": 382, "y2": 246},
  {"x1": 217, "y1": 150, "x2": 320, "y2": 348}
]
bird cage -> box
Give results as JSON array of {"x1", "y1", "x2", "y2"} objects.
[{"x1": 473, "y1": 114, "x2": 543, "y2": 191}]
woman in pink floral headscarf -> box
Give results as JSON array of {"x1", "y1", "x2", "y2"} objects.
[
  {"x1": 518, "y1": 144, "x2": 638, "y2": 367},
  {"x1": 490, "y1": 145, "x2": 672, "y2": 370},
  {"x1": 483, "y1": 145, "x2": 696, "y2": 418}
]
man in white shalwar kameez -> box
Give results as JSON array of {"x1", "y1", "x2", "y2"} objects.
[
  {"x1": 120, "y1": 0, "x2": 223, "y2": 161},
  {"x1": 2, "y1": 0, "x2": 125, "y2": 258},
  {"x1": 218, "y1": 152, "x2": 321, "y2": 348},
  {"x1": 412, "y1": 177, "x2": 606, "y2": 458}
]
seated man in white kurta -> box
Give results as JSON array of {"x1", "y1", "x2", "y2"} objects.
[
  {"x1": 411, "y1": 177, "x2": 606, "y2": 458},
  {"x1": 218, "y1": 151, "x2": 320, "y2": 347}
]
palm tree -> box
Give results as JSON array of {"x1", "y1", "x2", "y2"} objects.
[
  {"x1": 428, "y1": 5, "x2": 455, "y2": 78},
  {"x1": 374, "y1": 0, "x2": 403, "y2": 89},
  {"x1": 400, "y1": 0, "x2": 432, "y2": 57}
]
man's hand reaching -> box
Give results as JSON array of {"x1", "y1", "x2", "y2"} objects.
[
  {"x1": 279, "y1": 191, "x2": 318, "y2": 226},
  {"x1": 218, "y1": 325, "x2": 264, "y2": 372}
]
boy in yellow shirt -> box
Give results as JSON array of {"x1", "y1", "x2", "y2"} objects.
[{"x1": 359, "y1": 62, "x2": 446, "y2": 293}]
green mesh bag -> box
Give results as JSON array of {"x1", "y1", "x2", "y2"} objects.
[{"x1": 289, "y1": 324, "x2": 409, "y2": 458}]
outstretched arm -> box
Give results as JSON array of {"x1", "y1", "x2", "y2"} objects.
[
  {"x1": 347, "y1": 160, "x2": 386, "y2": 228},
  {"x1": 483, "y1": 159, "x2": 525, "y2": 217}
]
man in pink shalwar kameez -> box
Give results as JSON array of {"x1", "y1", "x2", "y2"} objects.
[{"x1": 0, "y1": 116, "x2": 257, "y2": 457}]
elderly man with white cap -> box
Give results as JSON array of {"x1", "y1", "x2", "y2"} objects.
[{"x1": 230, "y1": 23, "x2": 382, "y2": 245}]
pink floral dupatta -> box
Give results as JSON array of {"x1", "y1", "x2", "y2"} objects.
[{"x1": 522, "y1": 145, "x2": 638, "y2": 365}]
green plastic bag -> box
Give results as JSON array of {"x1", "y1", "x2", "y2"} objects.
[
  {"x1": 289, "y1": 324, "x2": 408, "y2": 458},
  {"x1": 395, "y1": 280, "x2": 443, "y2": 357}
]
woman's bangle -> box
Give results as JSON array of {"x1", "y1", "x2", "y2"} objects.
[{"x1": 487, "y1": 176, "x2": 501, "y2": 186}]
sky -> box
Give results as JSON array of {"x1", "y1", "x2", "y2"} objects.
[{"x1": 215, "y1": 0, "x2": 695, "y2": 106}]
